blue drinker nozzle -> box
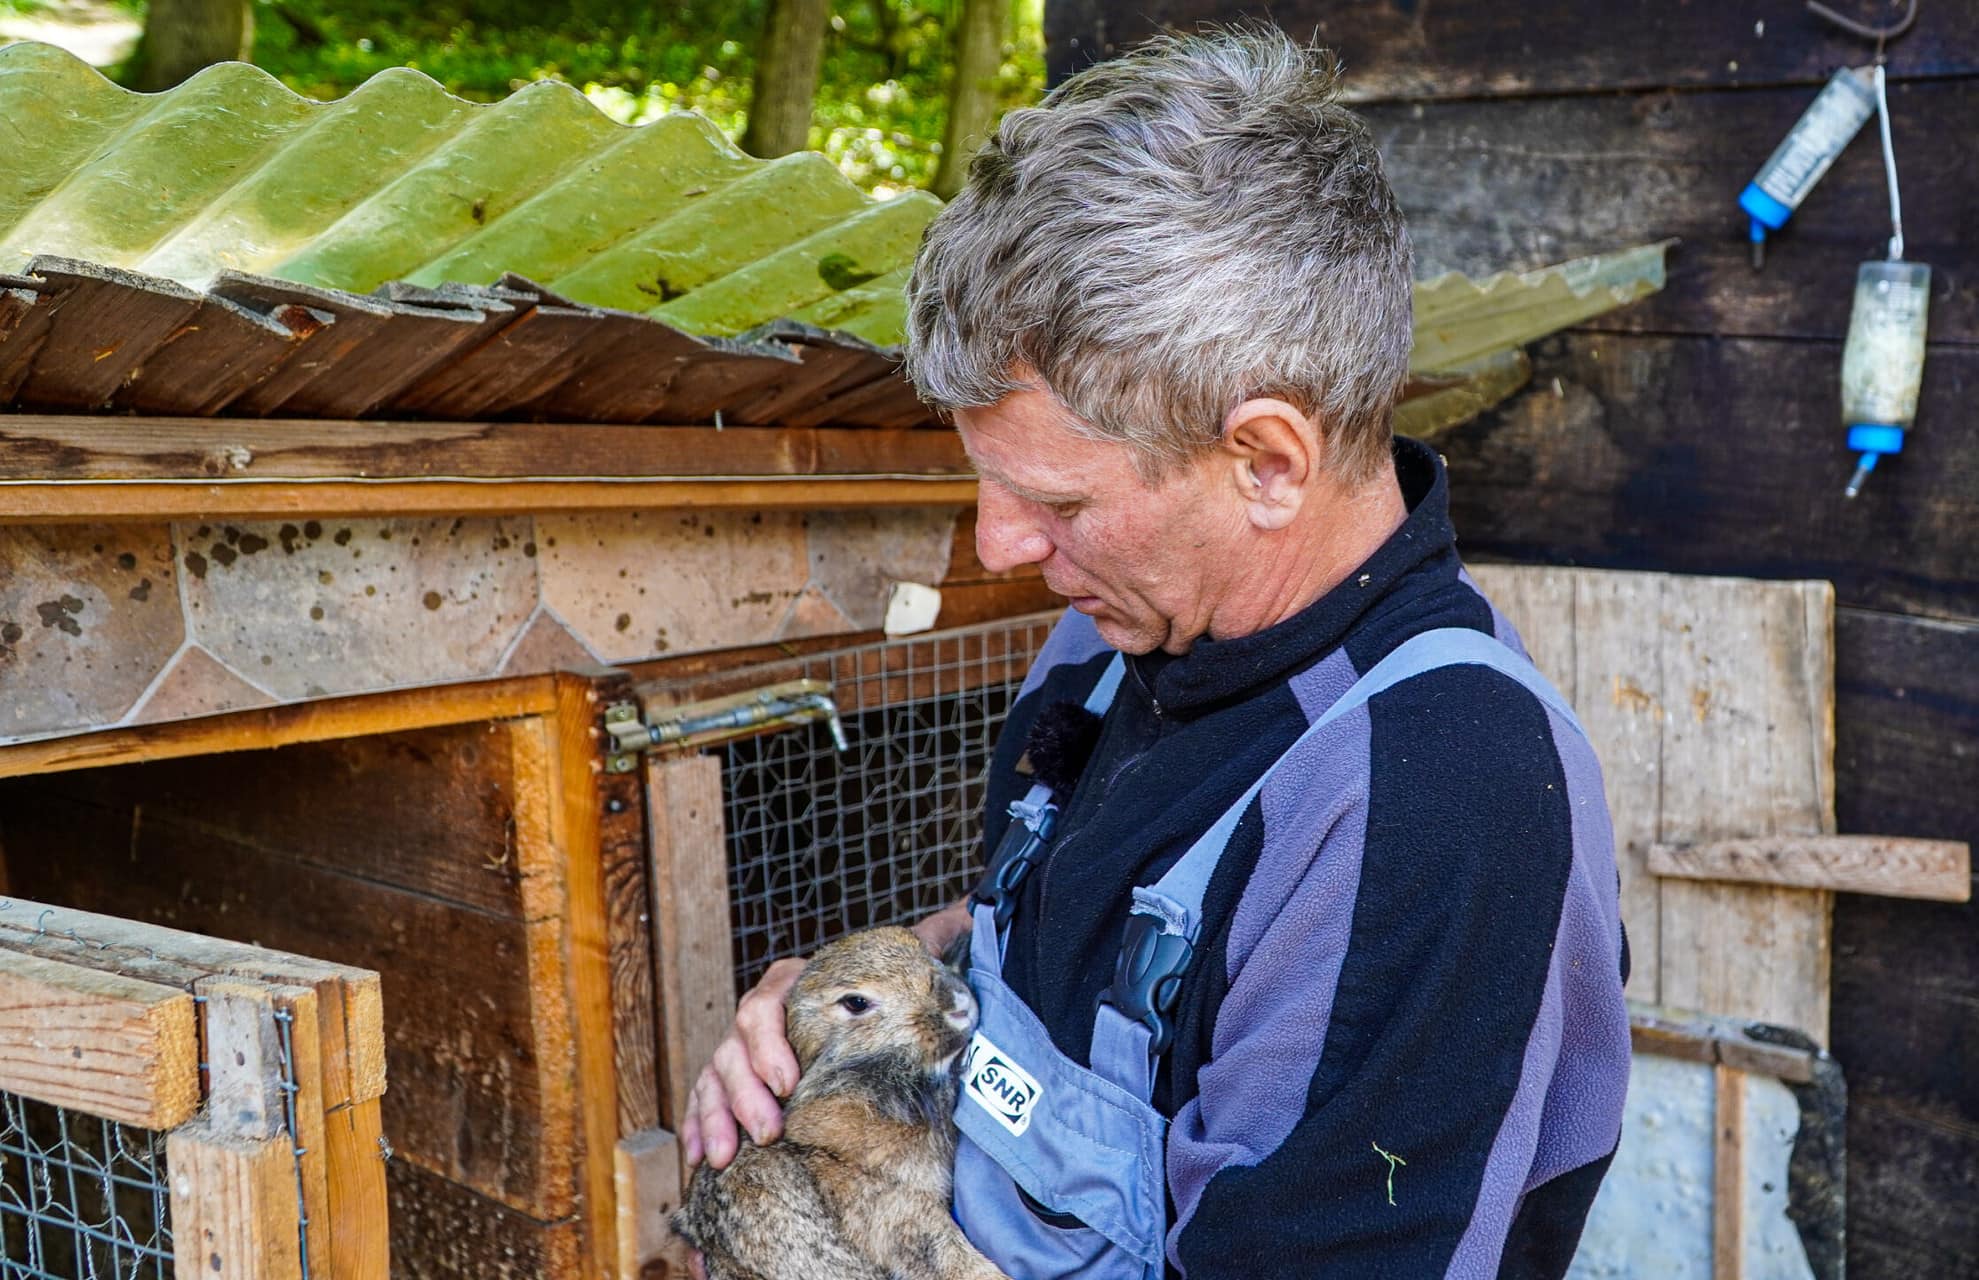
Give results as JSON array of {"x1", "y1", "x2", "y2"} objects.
[
  {"x1": 1844, "y1": 424, "x2": 1905, "y2": 498},
  {"x1": 1740, "y1": 184, "x2": 1790, "y2": 269}
]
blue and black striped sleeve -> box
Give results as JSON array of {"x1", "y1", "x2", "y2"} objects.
[{"x1": 1167, "y1": 660, "x2": 1631, "y2": 1279}]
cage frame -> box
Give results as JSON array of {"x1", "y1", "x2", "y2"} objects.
[{"x1": 0, "y1": 898, "x2": 387, "y2": 1280}]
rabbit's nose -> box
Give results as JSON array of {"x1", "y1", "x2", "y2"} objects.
[{"x1": 945, "y1": 984, "x2": 977, "y2": 1030}]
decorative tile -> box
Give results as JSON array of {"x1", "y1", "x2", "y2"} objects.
[
  {"x1": 0, "y1": 524, "x2": 183, "y2": 740},
  {"x1": 805, "y1": 507, "x2": 960, "y2": 629},
  {"x1": 179, "y1": 517, "x2": 537, "y2": 700},
  {"x1": 537, "y1": 510, "x2": 809, "y2": 662},
  {"x1": 127, "y1": 645, "x2": 273, "y2": 724},
  {"x1": 499, "y1": 606, "x2": 605, "y2": 676},
  {"x1": 776, "y1": 585, "x2": 859, "y2": 641}
]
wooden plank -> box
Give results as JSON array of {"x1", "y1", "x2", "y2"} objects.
[
  {"x1": 1443, "y1": 335, "x2": 1979, "y2": 624},
  {"x1": 1571, "y1": 571, "x2": 1666, "y2": 1003},
  {"x1": 0, "y1": 673, "x2": 558, "y2": 779},
  {"x1": 1656, "y1": 576, "x2": 1835, "y2": 1043},
  {"x1": 1359, "y1": 79, "x2": 1979, "y2": 345},
  {"x1": 646, "y1": 753, "x2": 737, "y2": 1134},
  {"x1": 11, "y1": 259, "x2": 202, "y2": 412},
  {"x1": 1650, "y1": 835, "x2": 1971, "y2": 902},
  {"x1": 0, "y1": 895, "x2": 384, "y2": 1108},
  {"x1": 196, "y1": 977, "x2": 287, "y2": 1140},
  {"x1": 263, "y1": 981, "x2": 333, "y2": 1280},
  {"x1": 545, "y1": 675, "x2": 629, "y2": 1278},
  {"x1": 167, "y1": 1118, "x2": 304, "y2": 1280},
  {"x1": 1713, "y1": 1063, "x2": 1746, "y2": 1280},
  {"x1": 0, "y1": 475, "x2": 980, "y2": 523},
  {"x1": 45, "y1": 718, "x2": 539, "y2": 921},
  {"x1": 0, "y1": 950, "x2": 198, "y2": 1128},
  {"x1": 1828, "y1": 606, "x2": 1979, "y2": 1279},
  {"x1": 1627, "y1": 1004, "x2": 1815, "y2": 1087},
  {"x1": 614, "y1": 1128, "x2": 686, "y2": 1280},
  {"x1": 0, "y1": 417, "x2": 971, "y2": 482},
  {"x1": 592, "y1": 677, "x2": 665, "y2": 1137},
  {"x1": 1048, "y1": 0, "x2": 1979, "y2": 100},
  {"x1": 115, "y1": 298, "x2": 326, "y2": 418},
  {"x1": 323, "y1": 1098, "x2": 392, "y2": 1280}
]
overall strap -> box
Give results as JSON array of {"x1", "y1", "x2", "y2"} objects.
[
  {"x1": 971, "y1": 652, "x2": 1127, "y2": 974},
  {"x1": 1090, "y1": 627, "x2": 1583, "y2": 1099}
]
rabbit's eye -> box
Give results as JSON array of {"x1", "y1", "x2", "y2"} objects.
[{"x1": 837, "y1": 994, "x2": 873, "y2": 1014}]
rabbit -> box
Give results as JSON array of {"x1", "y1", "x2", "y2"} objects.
[{"x1": 672, "y1": 926, "x2": 1010, "y2": 1280}]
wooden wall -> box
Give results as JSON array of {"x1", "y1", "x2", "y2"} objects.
[{"x1": 1046, "y1": 4, "x2": 1979, "y2": 1274}]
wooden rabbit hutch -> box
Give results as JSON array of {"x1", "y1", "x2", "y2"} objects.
[{"x1": 0, "y1": 269, "x2": 1048, "y2": 1280}]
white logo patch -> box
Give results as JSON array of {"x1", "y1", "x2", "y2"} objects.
[{"x1": 961, "y1": 1031, "x2": 1043, "y2": 1137}]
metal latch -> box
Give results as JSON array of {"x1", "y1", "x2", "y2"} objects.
[{"x1": 603, "y1": 679, "x2": 850, "y2": 773}]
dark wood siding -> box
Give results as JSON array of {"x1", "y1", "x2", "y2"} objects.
[{"x1": 1047, "y1": 4, "x2": 1979, "y2": 1273}]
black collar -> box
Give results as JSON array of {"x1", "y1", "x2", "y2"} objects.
[{"x1": 1128, "y1": 436, "x2": 1458, "y2": 716}]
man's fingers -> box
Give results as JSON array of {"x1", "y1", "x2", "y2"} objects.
[
  {"x1": 734, "y1": 958, "x2": 805, "y2": 1096},
  {"x1": 681, "y1": 1094, "x2": 704, "y2": 1167},
  {"x1": 688, "y1": 1250, "x2": 709, "y2": 1280},
  {"x1": 711, "y1": 1037, "x2": 784, "y2": 1147},
  {"x1": 693, "y1": 1069, "x2": 741, "y2": 1170}
]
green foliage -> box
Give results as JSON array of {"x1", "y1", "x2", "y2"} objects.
[{"x1": 234, "y1": 0, "x2": 1042, "y2": 194}]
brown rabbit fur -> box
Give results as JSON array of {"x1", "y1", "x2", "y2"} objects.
[{"x1": 672, "y1": 926, "x2": 1009, "y2": 1280}]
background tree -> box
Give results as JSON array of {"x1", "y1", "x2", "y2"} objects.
[
  {"x1": 126, "y1": 0, "x2": 252, "y2": 91},
  {"x1": 932, "y1": 0, "x2": 1004, "y2": 197},
  {"x1": 742, "y1": 0, "x2": 832, "y2": 157}
]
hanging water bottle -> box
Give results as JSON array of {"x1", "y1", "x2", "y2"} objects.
[
  {"x1": 1841, "y1": 260, "x2": 1930, "y2": 497},
  {"x1": 1739, "y1": 67, "x2": 1877, "y2": 267}
]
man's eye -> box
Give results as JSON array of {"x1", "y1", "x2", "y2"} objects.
[
  {"x1": 838, "y1": 994, "x2": 872, "y2": 1014},
  {"x1": 1050, "y1": 502, "x2": 1084, "y2": 519}
]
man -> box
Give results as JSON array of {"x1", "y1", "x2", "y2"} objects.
[{"x1": 684, "y1": 26, "x2": 1629, "y2": 1278}]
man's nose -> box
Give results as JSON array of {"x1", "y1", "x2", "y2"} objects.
[{"x1": 975, "y1": 483, "x2": 1052, "y2": 574}]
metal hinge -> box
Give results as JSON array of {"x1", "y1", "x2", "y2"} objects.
[{"x1": 602, "y1": 679, "x2": 849, "y2": 773}]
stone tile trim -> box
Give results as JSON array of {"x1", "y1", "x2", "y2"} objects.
[{"x1": 0, "y1": 505, "x2": 964, "y2": 747}]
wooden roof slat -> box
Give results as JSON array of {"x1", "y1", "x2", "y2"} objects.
[
  {"x1": 0, "y1": 279, "x2": 53, "y2": 402},
  {"x1": 116, "y1": 297, "x2": 330, "y2": 418},
  {"x1": 212, "y1": 272, "x2": 504, "y2": 418},
  {"x1": 0, "y1": 258, "x2": 943, "y2": 431},
  {"x1": 13, "y1": 258, "x2": 204, "y2": 412}
]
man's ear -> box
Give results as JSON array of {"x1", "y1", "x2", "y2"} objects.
[{"x1": 1220, "y1": 398, "x2": 1321, "y2": 531}]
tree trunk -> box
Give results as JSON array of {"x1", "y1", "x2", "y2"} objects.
[
  {"x1": 127, "y1": 0, "x2": 253, "y2": 92},
  {"x1": 933, "y1": 0, "x2": 1005, "y2": 198},
  {"x1": 743, "y1": 0, "x2": 831, "y2": 159}
]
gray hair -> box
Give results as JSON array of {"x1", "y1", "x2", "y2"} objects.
[{"x1": 903, "y1": 26, "x2": 1413, "y2": 484}]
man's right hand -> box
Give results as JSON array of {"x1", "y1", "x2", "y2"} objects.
[{"x1": 681, "y1": 956, "x2": 806, "y2": 1170}]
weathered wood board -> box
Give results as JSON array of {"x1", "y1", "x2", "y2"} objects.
[
  {"x1": 1047, "y1": 0, "x2": 1979, "y2": 100},
  {"x1": 646, "y1": 753, "x2": 738, "y2": 1137},
  {"x1": 1471, "y1": 565, "x2": 1837, "y2": 1041},
  {"x1": 0, "y1": 951, "x2": 199, "y2": 1129}
]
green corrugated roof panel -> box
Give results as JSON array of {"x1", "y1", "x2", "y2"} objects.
[
  {"x1": 0, "y1": 41, "x2": 937, "y2": 345},
  {"x1": 0, "y1": 41, "x2": 1667, "y2": 362}
]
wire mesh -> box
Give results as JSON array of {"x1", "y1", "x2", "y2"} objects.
[
  {"x1": 713, "y1": 615, "x2": 1055, "y2": 993},
  {"x1": 0, "y1": 1092, "x2": 172, "y2": 1280}
]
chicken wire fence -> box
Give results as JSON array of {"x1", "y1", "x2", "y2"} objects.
[
  {"x1": 711, "y1": 615, "x2": 1056, "y2": 993},
  {"x1": 0, "y1": 1093, "x2": 172, "y2": 1280}
]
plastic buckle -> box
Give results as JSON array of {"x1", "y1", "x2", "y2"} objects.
[
  {"x1": 1100, "y1": 911, "x2": 1194, "y2": 1056},
  {"x1": 974, "y1": 800, "x2": 1057, "y2": 931}
]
